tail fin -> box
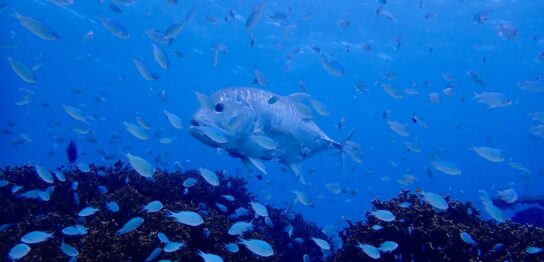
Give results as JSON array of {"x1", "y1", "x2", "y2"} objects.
[
  {"x1": 333, "y1": 129, "x2": 363, "y2": 180},
  {"x1": 340, "y1": 129, "x2": 364, "y2": 164}
]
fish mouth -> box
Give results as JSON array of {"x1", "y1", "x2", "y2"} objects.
[
  {"x1": 190, "y1": 118, "x2": 200, "y2": 127},
  {"x1": 188, "y1": 120, "x2": 212, "y2": 143}
]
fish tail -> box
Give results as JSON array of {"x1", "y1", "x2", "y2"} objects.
[
  {"x1": 10, "y1": 11, "x2": 23, "y2": 20},
  {"x1": 332, "y1": 129, "x2": 363, "y2": 180},
  {"x1": 338, "y1": 128, "x2": 364, "y2": 164}
]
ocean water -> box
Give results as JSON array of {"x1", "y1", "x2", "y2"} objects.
[{"x1": 1, "y1": 0, "x2": 544, "y2": 260}]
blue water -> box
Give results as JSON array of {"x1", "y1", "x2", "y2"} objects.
[{"x1": 1, "y1": 0, "x2": 543, "y2": 230}]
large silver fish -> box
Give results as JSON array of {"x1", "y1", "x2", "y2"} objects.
[{"x1": 189, "y1": 87, "x2": 362, "y2": 183}]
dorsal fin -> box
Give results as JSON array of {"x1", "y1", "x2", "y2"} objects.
[{"x1": 195, "y1": 92, "x2": 210, "y2": 107}]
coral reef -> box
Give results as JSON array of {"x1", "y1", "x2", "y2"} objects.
[
  {"x1": 332, "y1": 190, "x2": 544, "y2": 261},
  {"x1": 2, "y1": 164, "x2": 544, "y2": 261},
  {"x1": 0, "y1": 163, "x2": 327, "y2": 261}
]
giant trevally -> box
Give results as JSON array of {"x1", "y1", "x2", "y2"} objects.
[{"x1": 189, "y1": 87, "x2": 362, "y2": 183}]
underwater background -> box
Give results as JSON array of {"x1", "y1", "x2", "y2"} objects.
[{"x1": 1, "y1": 0, "x2": 544, "y2": 261}]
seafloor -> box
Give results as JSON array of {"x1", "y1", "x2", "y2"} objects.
[{"x1": 0, "y1": 163, "x2": 543, "y2": 261}]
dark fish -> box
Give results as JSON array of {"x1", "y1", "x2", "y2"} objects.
[
  {"x1": 67, "y1": 140, "x2": 78, "y2": 164},
  {"x1": 473, "y1": 12, "x2": 488, "y2": 24},
  {"x1": 109, "y1": 4, "x2": 122, "y2": 13}
]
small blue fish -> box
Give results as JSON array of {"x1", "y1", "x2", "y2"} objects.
[
  {"x1": 197, "y1": 250, "x2": 224, "y2": 262},
  {"x1": 370, "y1": 209, "x2": 395, "y2": 222},
  {"x1": 12, "y1": 185, "x2": 22, "y2": 194},
  {"x1": 399, "y1": 202, "x2": 411, "y2": 208},
  {"x1": 54, "y1": 171, "x2": 66, "y2": 182},
  {"x1": 224, "y1": 243, "x2": 239, "y2": 253},
  {"x1": 420, "y1": 191, "x2": 449, "y2": 210},
  {"x1": 98, "y1": 185, "x2": 108, "y2": 194},
  {"x1": 78, "y1": 206, "x2": 99, "y2": 217},
  {"x1": 372, "y1": 225, "x2": 383, "y2": 231},
  {"x1": 0, "y1": 179, "x2": 9, "y2": 187},
  {"x1": 264, "y1": 217, "x2": 273, "y2": 228},
  {"x1": 77, "y1": 163, "x2": 90, "y2": 173},
  {"x1": 237, "y1": 238, "x2": 274, "y2": 257},
  {"x1": 460, "y1": 231, "x2": 476, "y2": 246},
  {"x1": 183, "y1": 177, "x2": 197, "y2": 187},
  {"x1": 0, "y1": 224, "x2": 12, "y2": 232},
  {"x1": 163, "y1": 241, "x2": 185, "y2": 253},
  {"x1": 293, "y1": 238, "x2": 304, "y2": 244},
  {"x1": 141, "y1": 200, "x2": 163, "y2": 213},
  {"x1": 378, "y1": 241, "x2": 398, "y2": 253},
  {"x1": 158, "y1": 232, "x2": 170, "y2": 243},
  {"x1": 106, "y1": 201, "x2": 120, "y2": 212},
  {"x1": 250, "y1": 201, "x2": 268, "y2": 217},
  {"x1": 228, "y1": 221, "x2": 254, "y2": 236},
  {"x1": 21, "y1": 231, "x2": 53, "y2": 244},
  {"x1": 73, "y1": 193, "x2": 80, "y2": 206},
  {"x1": 526, "y1": 246, "x2": 543, "y2": 254},
  {"x1": 117, "y1": 217, "x2": 144, "y2": 235},
  {"x1": 34, "y1": 165, "x2": 54, "y2": 184},
  {"x1": 356, "y1": 242, "x2": 380, "y2": 259},
  {"x1": 310, "y1": 237, "x2": 330, "y2": 250},
  {"x1": 491, "y1": 243, "x2": 504, "y2": 252},
  {"x1": 167, "y1": 211, "x2": 204, "y2": 226},
  {"x1": 215, "y1": 203, "x2": 227, "y2": 213},
  {"x1": 228, "y1": 207, "x2": 249, "y2": 220},
  {"x1": 62, "y1": 225, "x2": 87, "y2": 236},
  {"x1": 20, "y1": 189, "x2": 42, "y2": 199},
  {"x1": 43, "y1": 185, "x2": 54, "y2": 198},
  {"x1": 284, "y1": 225, "x2": 293, "y2": 237},
  {"x1": 222, "y1": 195, "x2": 235, "y2": 201},
  {"x1": 60, "y1": 239, "x2": 79, "y2": 257},
  {"x1": 9, "y1": 243, "x2": 31, "y2": 260},
  {"x1": 203, "y1": 227, "x2": 211, "y2": 239},
  {"x1": 145, "y1": 247, "x2": 162, "y2": 262}
]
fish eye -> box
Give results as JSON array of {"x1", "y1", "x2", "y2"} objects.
[{"x1": 214, "y1": 103, "x2": 224, "y2": 112}]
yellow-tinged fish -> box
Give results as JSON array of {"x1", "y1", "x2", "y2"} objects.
[
  {"x1": 125, "y1": 152, "x2": 154, "y2": 178},
  {"x1": 12, "y1": 12, "x2": 59, "y2": 40},
  {"x1": 471, "y1": 146, "x2": 504, "y2": 163},
  {"x1": 246, "y1": 1, "x2": 267, "y2": 31},
  {"x1": 99, "y1": 18, "x2": 129, "y2": 39},
  {"x1": 123, "y1": 122, "x2": 149, "y2": 140},
  {"x1": 387, "y1": 121, "x2": 409, "y2": 137},
  {"x1": 7, "y1": 57, "x2": 36, "y2": 84},
  {"x1": 431, "y1": 160, "x2": 461, "y2": 176},
  {"x1": 164, "y1": 110, "x2": 182, "y2": 129},
  {"x1": 152, "y1": 43, "x2": 169, "y2": 69},
  {"x1": 382, "y1": 84, "x2": 403, "y2": 99},
  {"x1": 62, "y1": 105, "x2": 88, "y2": 123},
  {"x1": 320, "y1": 54, "x2": 344, "y2": 77},
  {"x1": 133, "y1": 58, "x2": 159, "y2": 80}
]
